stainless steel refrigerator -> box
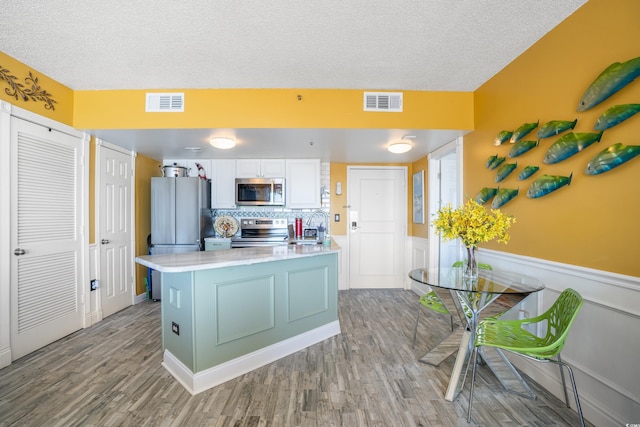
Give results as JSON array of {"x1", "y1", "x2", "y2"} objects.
[{"x1": 150, "y1": 177, "x2": 212, "y2": 299}]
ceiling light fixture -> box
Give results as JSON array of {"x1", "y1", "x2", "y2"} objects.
[
  {"x1": 387, "y1": 140, "x2": 412, "y2": 153},
  {"x1": 209, "y1": 137, "x2": 236, "y2": 149}
]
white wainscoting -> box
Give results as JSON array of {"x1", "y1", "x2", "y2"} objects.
[{"x1": 408, "y1": 238, "x2": 639, "y2": 427}]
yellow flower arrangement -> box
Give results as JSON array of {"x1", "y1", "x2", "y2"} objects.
[{"x1": 432, "y1": 199, "x2": 515, "y2": 248}]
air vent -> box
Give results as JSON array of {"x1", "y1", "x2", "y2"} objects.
[
  {"x1": 145, "y1": 93, "x2": 184, "y2": 112},
  {"x1": 363, "y1": 92, "x2": 403, "y2": 112}
]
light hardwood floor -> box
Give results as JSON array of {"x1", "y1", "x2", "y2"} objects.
[{"x1": 0, "y1": 289, "x2": 588, "y2": 426}]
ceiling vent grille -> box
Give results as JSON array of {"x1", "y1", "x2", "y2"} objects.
[
  {"x1": 363, "y1": 92, "x2": 403, "y2": 112},
  {"x1": 145, "y1": 93, "x2": 184, "y2": 112}
]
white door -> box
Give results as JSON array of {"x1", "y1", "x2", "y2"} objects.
[
  {"x1": 428, "y1": 139, "x2": 463, "y2": 270},
  {"x1": 348, "y1": 167, "x2": 406, "y2": 289},
  {"x1": 98, "y1": 143, "x2": 134, "y2": 318},
  {"x1": 10, "y1": 116, "x2": 84, "y2": 360}
]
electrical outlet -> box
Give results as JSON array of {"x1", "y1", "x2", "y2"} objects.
[
  {"x1": 90, "y1": 279, "x2": 99, "y2": 291},
  {"x1": 171, "y1": 322, "x2": 180, "y2": 335}
]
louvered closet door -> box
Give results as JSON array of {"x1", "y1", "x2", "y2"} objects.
[{"x1": 10, "y1": 117, "x2": 83, "y2": 360}]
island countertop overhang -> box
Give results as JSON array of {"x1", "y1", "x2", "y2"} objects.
[{"x1": 136, "y1": 240, "x2": 341, "y2": 273}]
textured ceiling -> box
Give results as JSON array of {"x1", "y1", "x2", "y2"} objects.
[{"x1": 0, "y1": 0, "x2": 588, "y2": 162}]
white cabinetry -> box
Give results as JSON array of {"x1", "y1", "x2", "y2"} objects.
[
  {"x1": 236, "y1": 159, "x2": 285, "y2": 178},
  {"x1": 286, "y1": 159, "x2": 321, "y2": 208},
  {"x1": 211, "y1": 159, "x2": 236, "y2": 209}
]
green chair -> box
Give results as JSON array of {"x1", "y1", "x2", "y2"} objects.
[
  {"x1": 467, "y1": 288, "x2": 584, "y2": 427},
  {"x1": 412, "y1": 262, "x2": 491, "y2": 347}
]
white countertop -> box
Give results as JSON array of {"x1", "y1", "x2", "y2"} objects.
[{"x1": 136, "y1": 240, "x2": 341, "y2": 273}]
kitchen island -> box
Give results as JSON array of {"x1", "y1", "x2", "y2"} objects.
[{"x1": 135, "y1": 241, "x2": 340, "y2": 394}]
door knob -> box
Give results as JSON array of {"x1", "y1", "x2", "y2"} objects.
[
  {"x1": 14, "y1": 248, "x2": 26, "y2": 256},
  {"x1": 101, "y1": 239, "x2": 110, "y2": 244}
]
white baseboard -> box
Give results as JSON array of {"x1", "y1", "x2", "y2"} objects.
[
  {"x1": 134, "y1": 292, "x2": 148, "y2": 305},
  {"x1": 163, "y1": 320, "x2": 341, "y2": 395},
  {"x1": 0, "y1": 346, "x2": 11, "y2": 369}
]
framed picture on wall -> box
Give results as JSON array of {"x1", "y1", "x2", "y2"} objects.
[{"x1": 413, "y1": 170, "x2": 425, "y2": 224}]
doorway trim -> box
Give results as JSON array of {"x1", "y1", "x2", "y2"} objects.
[{"x1": 427, "y1": 138, "x2": 463, "y2": 271}]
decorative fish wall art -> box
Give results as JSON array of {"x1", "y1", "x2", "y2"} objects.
[
  {"x1": 585, "y1": 143, "x2": 640, "y2": 175},
  {"x1": 594, "y1": 104, "x2": 640, "y2": 131},
  {"x1": 487, "y1": 155, "x2": 506, "y2": 170},
  {"x1": 475, "y1": 187, "x2": 499, "y2": 204},
  {"x1": 577, "y1": 56, "x2": 640, "y2": 112},
  {"x1": 526, "y1": 173, "x2": 573, "y2": 198},
  {"x1": 494, "y1": 130, "x2": 513, "y2": 146},
  {"x1": 491, "y1": 188, "x2": 519, "y2": 209},
  {"x1": 508, "y1": 140, "x2": 538, "y2": 158},
  {"x1": 495, "y1": 162, "x2": 517, "y2": 182},
  {"x1": 510, "y1": 120, "x2": 539, "y2": 143},
  {"x1": 543, "y1": 131, "x2": 603, "y2": 164},
  {"x1": 518, "y1": 165, "x2": 540, "y2": 180},
  {"x1": 537, "y1": 119, "x2": 578, "y2": 139}
]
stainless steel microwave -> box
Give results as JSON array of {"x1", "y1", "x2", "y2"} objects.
[{"x1": 235, "y1": 178, "x2": 285, "y2": 206}]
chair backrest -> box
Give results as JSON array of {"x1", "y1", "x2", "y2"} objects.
[
  {"x1": 532, "y1": 288, "x2": 583, "y2": 358},
  {"x1": 451, "y1": 261, "x2": 493, "y2": 270}
]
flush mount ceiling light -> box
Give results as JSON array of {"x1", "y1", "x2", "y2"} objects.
[
  {"x1": 387, "y1": 141, "x2": 412, "y2": 154},
  {"x1": 209, "y1": 137, "x2": 236, "y2": 149}
]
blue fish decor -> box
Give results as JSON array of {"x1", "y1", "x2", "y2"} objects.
[
  {"x1": 475, "y1": 187, "x2": 499, "y2": 204},
  {"x1": 488, "y1": 155, "x2": 506, "y2": 170},
  {"x1": 491, "y1": 188, "x2": 519, "y2": 209},
  {"x1": 526, "y1": 173, "x2": 573, "y2": 198},
  {"x1": 543, "y1": 131, "x2": 603, "y2": 164},
  {"x1": 495, "y1": 162, "x2": 517, "y2": 182},
  {"x1": 518, "y1": 165, "x2": 540, "y2": 180},
  {"x1": 577, "y1": 56, "x2": 640, "y2": 112},
  {"x1": 537, "y1": 119, "x2": 578, "y2": 139},
  {"x1": 510, "y1": 121, "x2": 539, "y2": 144},
  {"x1": 594, "y1": 104, "x2": 640, "y2": 131},
  {"x1": 585, "y1": 143, "x2": 640, "y2": 175},
  {"x1": 494, "y1": 130, "x2": 513, "y2": 146},
  {"x1": 508, "y1": 140, "x2": 538, "y2": 158},
  {"x1": 486, "y1": 154, "x2": 498, "y2": 168}
]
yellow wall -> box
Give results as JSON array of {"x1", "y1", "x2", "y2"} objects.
[
  {"x1": 73, "y1": 89, "x2": 473, "y2": 130},
  {"x1": 135, "y1": 154, "x2": 162, "y2": 295},
  {"x1": 464, "y1": 0, "x2": 639, "y2": 276},
  {"x1": 0, "y1": 52, "x2": 74, "y2": 125}
]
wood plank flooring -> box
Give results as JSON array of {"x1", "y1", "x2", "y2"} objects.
[{"x1": 0, "y1": 289, "x2": 588, "y2": 426}]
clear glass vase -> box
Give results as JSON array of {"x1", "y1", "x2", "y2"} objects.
[{"x1": 464, "y1": 246, "x2": 478, "y2": 279}]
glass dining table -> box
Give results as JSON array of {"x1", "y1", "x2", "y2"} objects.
[{"x1": 409, "y1": 267, "x2": 545, "y2": 401}]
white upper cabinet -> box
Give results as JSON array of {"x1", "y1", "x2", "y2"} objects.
[
  {"x1": 211, "y1": 159, "x2": 236, "y2": 209},
  {"x1": 286, "y1": 159, "x2": 321, "y2": 208},
  {"x1": 236, "y1": 159, "x2": 285, "y2": 178}
]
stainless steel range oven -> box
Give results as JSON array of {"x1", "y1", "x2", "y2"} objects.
[{"x1": 230, "y1": 218, "x2": 290, "y2": 247}]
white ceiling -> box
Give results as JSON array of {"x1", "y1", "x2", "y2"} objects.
[{"x1": 0, "y1": 0, "x2": 587, "y2": 162}]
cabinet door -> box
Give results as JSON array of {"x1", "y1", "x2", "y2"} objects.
[
  {"x1": 236, "y1": 159, "x2": 285, "y2": 177},
  {"x1": 235, "y1": 159, "x2": 262, "y2": 178},
  {"x1": 211, "y1": 159, "x2": 236, "y2": 208},
  {"x1": 260, "y1": 159, "x2": 286, "y2": 177},
  {"x1": 286, "y1": 159, "x2": 321, "y2": 208}
]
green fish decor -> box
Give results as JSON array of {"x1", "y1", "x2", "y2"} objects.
[
  {"x1": 495, "y1": 162, "x2": 517, "y2": 182},
  {"x1": 594, "y1": 104, "x2": 640, "y2": 131},
  {"x1": 494, "y1": 130, "x2": 513, "y2": 146},
  {"x1": 537, "y1": 119, "x2": 578, "y2": 139},
  {"x1": 510, "y1": 120, "x2": 539, "y2": 144},
  {"x1": 543, "y1": 131, "x2": 603, "y2": 164},
  {"x1": 486, "y1": 154, "x2": 498, "y2": 168},
  {"x1": 526, "y1": 173, "x2": 573, "y2": 198},
  {"x1": 518, "y1": 165, "x2": 540, "y2": 180},
  {"x1": 508, "y1": 140, "x2": 538, "y2": 158},
  {"x1": 491, "y1": 188, "x2": 519, "y2": 209},
  {"x1": 488, "y1": 155, "x2": 506, "y2": 170},
  {"x1": 577, "y1": 56, "x2": 640, "y2": 112},
  {"x1": 475, "y1": 187, "x2": 499, "y2": 204},
  {"x1": 585, "y1": 143, "x2": 640, "y2": 175}
]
